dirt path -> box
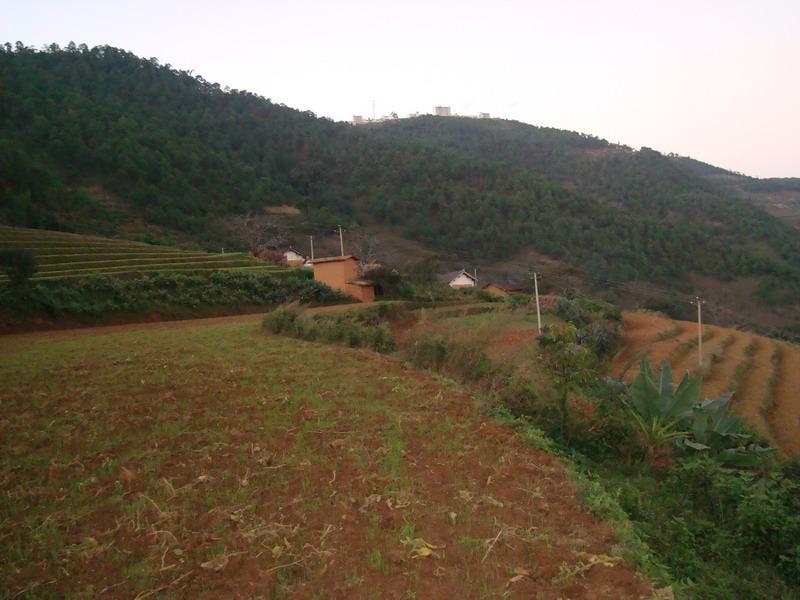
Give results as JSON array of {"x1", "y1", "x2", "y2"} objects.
[
  {"x1": 769, "y1": 343, "x2": 800, "y2": 455},
  {"x1": 702, "y1": 332, "x2": 752, "y2": 399},
  {"x1": 1, "y1": 315, "x2": 651, "y2": 598},
  {"x1": 732, "y1": 337, "x2": 778, "y2": 446}
]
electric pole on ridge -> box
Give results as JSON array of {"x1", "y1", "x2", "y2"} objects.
[
  {"x1": 309, "y1": 235, "x2": 314, "y2": 262},
  {"x1": 529, "y1": 270, "x2": 542, "y2": 335},
  {"x1": 690, "y1": 296, "x2": 705, "y2": 367}
]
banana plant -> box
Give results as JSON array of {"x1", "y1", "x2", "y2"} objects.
[
  {"x1": 628, "y1": 357, "x2": 774, "y2": 468},
  {"x1": 628, "y1": 357, "x2": 696, "y2": 465}
]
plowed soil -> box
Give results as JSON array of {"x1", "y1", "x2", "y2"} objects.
[
  {"x1": 615, "y1": 312, "x2": 800, "y2": 456},
  {"x1": 0, "y1": 316, "x2": 650, "y2": 598},
  {"x1": 702, "y1": 332, "x2": 751, "y2": 399},
  {"x1": 771, "y1": 344, "x2": 800, "y2": 455},
  {"x1": 733, "y1": 338, "x2": 777, "y2": 446}
]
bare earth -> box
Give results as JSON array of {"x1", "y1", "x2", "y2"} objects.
[{"x1": 0, "y1": 316, "x2": 650, "y2": 598}]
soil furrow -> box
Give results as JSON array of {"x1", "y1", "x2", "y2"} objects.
[
  {"x1": 669, "y1": 327, "x2": 719, "y2": 381},
  {"x1": 613, "y1": 313, "x2": 695, "y2": 379},
  {"x1": 732, "y1": 337, "x2": 778, "y2": 446},
  {"x1": 701, "y1": 332, "x2": 751, "y2": 399},
  {"x1": 768, "y1": 343, "x2": 800, "y2": 455}
]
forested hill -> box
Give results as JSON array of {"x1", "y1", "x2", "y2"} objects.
[{"x1": 1, "y1": 43, "x2": 799, "y2": 302}]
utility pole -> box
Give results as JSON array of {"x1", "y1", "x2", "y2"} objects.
[
  {"x1": 336, "y1": 225, "x2": 345, "y2": 256},
  {"x1": 530, "y1": 270, "x2": 542, "y2": 334},
  {"x1": 690, "y1": 296, "x2": 705, "y2": 367},
  {"x1": 309, "y1": 235, "x2": 314, "y2": 262}
]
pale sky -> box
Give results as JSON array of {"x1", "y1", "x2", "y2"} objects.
[{"x1": 4, "y1": 0, "x2": 799, "y2": 177}]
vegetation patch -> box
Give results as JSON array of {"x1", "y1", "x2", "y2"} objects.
[
  {"x1": 0, "y1": 271, "x2": 340, "y2": 326},
  {"x1": 263, "y1": 303, "x2": 397, "y2": 353}
]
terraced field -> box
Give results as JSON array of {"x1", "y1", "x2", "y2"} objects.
[
  {"x1": 0, "y1": 314, "x2": 650, "y2": 598},
  {"x1": 613, "y1": 312, "x2": 800, "y2": 455},
  {"x1": 0, "y1": 225, "x2": 289, "y2": 281}
]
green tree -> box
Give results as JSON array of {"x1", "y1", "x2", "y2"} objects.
[{"x1": 538, "y1": 324, "x2": 595, "y2": 442}]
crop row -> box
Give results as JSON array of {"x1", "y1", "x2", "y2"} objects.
[
  {"x1": 33, "y1": 254, "x2": 253, "y2": 272},
  {"x1": 1, "y1": 264, "x2": 289, "y2": 282},
  {"x1": 32, "y1": 252, "x2": 221, "y2": 264},
  {"x1": 0, "y1": 240, "x2": 189, "y2": 251},
  {"x1": 31, "y1": 259, "x2": 274, "y2": 276}
]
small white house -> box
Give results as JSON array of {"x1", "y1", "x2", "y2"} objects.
[
  {"x1": 283, "y1": 247, "x2": 306, "y2": 266},
  {"x1": 441, "y1": 269, "x2": 477, "y2": 289}
]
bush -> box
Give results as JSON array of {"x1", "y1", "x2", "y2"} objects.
[
  {"x1": 557, "y1": 295, "x2": 622, "y2": 326},
  {"x1": 576, "y1": 319, "x2": 622, "y2": 358},
  {"x1": 0, "y1": 249, "x2": 37, "y2": 285},
  {"x1": 494, "y1": 376, "x2": 541, "y2": 417},
  {"x1": 408, "y1": 334, "x2": 448, "y2": 370},
  {"x1": 262, "y1": 305, "x2": 299, "y2": 333},
  {"x1": 504, "y1": 294, "x2": 530, "y2": 310},
  {"x1": 263, "y1": 306, "x2": 396, "y2": 354},
  {"x1": 0, "y1": 271, "x2": 343, "y2": 318},
  {"x1": 664, "y1": 457, "x2": 800, "y2": 587},
  {"x1": 367, "y1": 266, "x2": 414, "y2": 299}
]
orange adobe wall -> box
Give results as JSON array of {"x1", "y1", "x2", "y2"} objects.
[
  {"x1": 344, "y1": 283, "x2": 375, "y2": 303},
  {"x1": 313, "y1": 256, "x2": 374, "y2": 303}
]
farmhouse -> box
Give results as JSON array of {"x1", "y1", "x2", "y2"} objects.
[
  {"x1": 439, "y1": 269, "x2": 477, "y2": 289},
  {"x1": 483, "y1": 280, "x2": 527, "y2": 297},
  {"x1": 283, "y1": 247, "x2": 307, "y2": 266},
  {"x1": 313, "y1": 255, "x2": 375, "y2": 303}
]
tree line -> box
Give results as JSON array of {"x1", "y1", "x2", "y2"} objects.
[{"x1": 1, "y1": 43, "x2": 798, "y2": 303}]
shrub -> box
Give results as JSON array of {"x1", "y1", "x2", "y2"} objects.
[
  {"x1": 264, "y1": 306, "x2": 396, "y2": 354},
  {"x1": 1, "y1": 271, "x2": 344, "y2": 318},
  {"x1": 262, "y1": 305, "x2": 299, "y2": 334},
  {"x1": 495, "y1": 376, "x2": 540, "y2": 417},
  {"x1": 408, "y1": 334, "x2": 448, "y2": 370},
  {"x1": 557, "y1": 295, "x2": 622, "y2": 326},
  {"x1": 577, "y1": 319, "x2": 621, "y2": 358},
  {"x1": 446, "y1": 339, "x2": 495, "y2": 381},
  {"x1": 504, "y1": 294, "x2": 530, "y2": 310},
  {"x1": 367, "y1": 266, "x2": 414, "y2": 299},
  {"x1": 0, "y1": 249, "x2": 37, "y2": 285}
]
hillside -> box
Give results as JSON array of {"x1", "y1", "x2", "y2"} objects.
[
  {"x1": 2, "y1": 43, "x2": 799, "y2": 313},
  {"x1": 0, "y1": 314, "x2": 650, "y2": 598},
  {"x1": 671, "y1": 156, "x2": 800, "y2": 229}
]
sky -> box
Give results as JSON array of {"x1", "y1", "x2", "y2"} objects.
[{"x1": 4, "y1": 0, "x2": 799, "y2": 177}]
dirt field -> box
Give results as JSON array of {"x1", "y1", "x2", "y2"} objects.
[
  {"x1": 614, "y1": 311, "x2": 800, "y2": 456},
  {"x1": 0, "y1": 316, "x2": 650, "y2": 598}
]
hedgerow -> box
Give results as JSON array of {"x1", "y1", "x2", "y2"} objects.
[{"x1": 0, "y1": 270, "x2": 341, "y2": 317}]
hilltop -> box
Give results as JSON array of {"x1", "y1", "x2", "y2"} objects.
[
  {"x1": 1, "y1": 43, "x2": 799, "y2": 326},
  {"x1": 671, "y1": 155, "x2": 800, "y2": 229}
]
